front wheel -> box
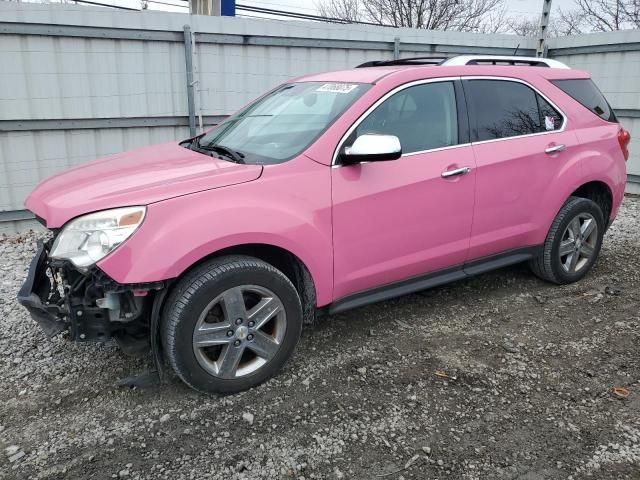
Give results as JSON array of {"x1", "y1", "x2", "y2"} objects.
[
  {"x1": 161, "y1": 255, "x2": 303, "y2": 394},
  {"x1": 530, "y1": 196, "x2": 605, "y2": 284}
]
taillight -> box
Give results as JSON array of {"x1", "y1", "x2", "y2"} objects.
[{"x1": 618, "y1": 127, "x2": 631, "y2": 161}]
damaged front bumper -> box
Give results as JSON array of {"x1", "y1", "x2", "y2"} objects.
[
  {"x1": 17, "y1": 239, "x2": 163, "y2": 350},
  {"x1": 17, "y1": 242, "x2": 67, "y2": 337}
]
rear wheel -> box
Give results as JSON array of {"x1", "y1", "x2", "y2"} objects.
[
  {"x1": 161, "y1": 255, "x2": 303, "y2": 394},
  {"x1": 530, "y1": 196, "x2": 605, "y2": 284}
]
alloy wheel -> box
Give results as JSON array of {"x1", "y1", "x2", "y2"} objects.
[
  {"x1": 192, "y1": 285, "x2": 287, "y2": 379},
  {"x1": 558, "y1": 212, "x2": 598, "y2": 274}
]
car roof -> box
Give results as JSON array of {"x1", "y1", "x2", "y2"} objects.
[
  {"x1": 294, "y1": 66, "x2": 403, "y2": 84},
  {"x1": 295, "y1": 59, "x2": 590, "y2": 85}
]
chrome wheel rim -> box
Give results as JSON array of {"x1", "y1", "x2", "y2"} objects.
[
  {"x1": 192, "y1": 285, "x2": 286, "y2": 379},
  {"x1": 559, "y1": 213, "x2": 598, "y2": 274}
]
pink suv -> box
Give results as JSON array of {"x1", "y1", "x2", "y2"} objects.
[{"x1": 18, "y1": 55, "x2": 630, "y2": 393}]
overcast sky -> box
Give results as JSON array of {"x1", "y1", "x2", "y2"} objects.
[
  {"x1": 236, "y1": 0, "x2": 575, "y2": 19},
  {"x1": 48, "y1": 0, "x2": 577, "y2": 22}
]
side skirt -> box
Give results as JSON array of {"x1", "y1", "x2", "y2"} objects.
[{"x1": 327, "y1": 246, "x2": 540, "y2": 315}]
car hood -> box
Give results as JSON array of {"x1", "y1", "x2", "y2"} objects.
[{"x1": 25, "y1": 142, "x2": 263, "y2": 228}]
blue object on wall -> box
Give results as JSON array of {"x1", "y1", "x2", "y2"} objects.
[{"x1": 221, "y1": 0, "x2": 235, "y2": 16}]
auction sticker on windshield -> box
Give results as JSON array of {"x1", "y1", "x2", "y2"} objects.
[{"x1": 316, "y1": 83, "x2": 359, "y2": 94}]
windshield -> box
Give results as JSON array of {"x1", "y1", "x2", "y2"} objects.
[{"x1": 197, "y1": 82, "x2": 370, "y2": 164}]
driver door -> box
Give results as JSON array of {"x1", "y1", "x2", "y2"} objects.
[{"x1": 331, "y1": 79, "x2": 476, "y2": 300}]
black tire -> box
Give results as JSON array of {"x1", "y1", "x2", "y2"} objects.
[
  {"x1": 529, "y1": 196, "x2": 605, "y2": 284},
  {"x1": 161, "y1": 255, "x2": 303, "y2": 394}
]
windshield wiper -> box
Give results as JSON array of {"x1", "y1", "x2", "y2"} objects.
[{"x1": 193, "y1": 138, "x2": 245, "y2": 164}]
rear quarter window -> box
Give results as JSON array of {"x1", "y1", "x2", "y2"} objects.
[{"x1": 551, "y1": 79, "x2": 617, "y2": 122}]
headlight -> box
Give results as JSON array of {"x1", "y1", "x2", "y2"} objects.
[{"x1": 50, "y1": 206, "x2": 146, "y2": 268}]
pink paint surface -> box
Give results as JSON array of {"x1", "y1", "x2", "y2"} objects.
[
  {"x1": 24, "y1": 64, "x2": 627, "y2": 307},
  {"x1": 25, "y1": 142, "x2": 262, "y2": 228}
]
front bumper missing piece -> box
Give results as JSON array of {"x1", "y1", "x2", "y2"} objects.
[
  {"x1": 16, "y1": 241, "x2": 119, "y2": 342},
  {"x1": 17, "y1": 240, "x2": 163, "y2": 344},
  {"x1": 17, "y1": 241, "x2": 170, "y2": 387},
  {"x1": 17, "y1": 242, "x2": 67, "y2": 337}
]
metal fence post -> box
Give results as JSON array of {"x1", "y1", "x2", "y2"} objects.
[
  {"x1": 183, "y1": 24, "x2": 197, "y2": 137},
  {"x1": 536, "y1": 0, "x2": 552, "y2": 58},
  {"x1": 393, "y1": 36, "x2": 400, "y2": 60}
]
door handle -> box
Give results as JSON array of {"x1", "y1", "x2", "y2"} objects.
[
  {"x1": 545, "y1": 144, "x2": 566, "y2": 154},
  {"x1": 441, "y1": 166, "x2": 471, "y2": 178}
]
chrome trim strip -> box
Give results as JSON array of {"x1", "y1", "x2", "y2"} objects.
[
  {"x1": 469, "y1": 129, "x2": 564, "y2": 146},
  {"x1": 402, "y1": 142, "x2": 471, "y2": 157},
  {"x1": 331, "y1": 75, "x2": 569, "y2": 165},
  {"x1": 331, "y1": 141, "x2": 472, "y2": 168},
  {"x1": 442, "y1": 55, "x2": 570, "y2": 69}
]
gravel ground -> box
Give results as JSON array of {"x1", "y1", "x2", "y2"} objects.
[{"x1": 1, "y1": 197, "x2": 639, "y2": 480}]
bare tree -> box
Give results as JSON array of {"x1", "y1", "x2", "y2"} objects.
[
  {"x1": 504, "y1": 16, "x2": 572, "y2": 37},
  {"x1": 476, "y1": 6, "x2": 509, "y2": 34},
  {"x1": 505, "y1": 17, "x2": 541, "y2": 37},
  {"x1": 621, "y1": 0, "x2": 640, "y2": 25},
  {"x1": 316, "y1": 0, "x2": 363, "y2": 22},
  {"x1": 315, "y1": 0, "x2": 506, "y2": 32},
  {"x1": 317, "y1": 0, "x2": 640, "y2": 35},
  {"x1": 558, "y1": 0, "x2": 640, "y2": 32},
  {"x1": 555, "y1": 8, "x2": 586, "y2": 34}
]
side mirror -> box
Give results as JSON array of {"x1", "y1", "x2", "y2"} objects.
[{"x1": 340, "y1": 134, "x2": 402, "y2": 165}]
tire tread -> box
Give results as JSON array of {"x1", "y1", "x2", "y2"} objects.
[
  {"x1": 161, "y1": 255, "x2": 301, "y2": 394},
  {"x1": 529, "y1": 196, "x2": 604, "y2": 284}
]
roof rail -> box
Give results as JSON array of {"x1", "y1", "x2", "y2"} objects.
[
  {"x1": 356, "y1": 57, "x2": 447, "y2": 68},
  {"x1": 441, "y1": 55, "x2": 570, "y2": 69}
]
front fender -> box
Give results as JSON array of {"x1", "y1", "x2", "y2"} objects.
[{"x1": 97, "y1": 159, "x2": 334, "y2": 305}]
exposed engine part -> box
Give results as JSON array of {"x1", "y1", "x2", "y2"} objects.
[{"x1": 96, "y1": 291, "x2": 144, "y2": 323}]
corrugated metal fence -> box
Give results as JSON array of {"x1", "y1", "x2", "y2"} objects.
[{"x1": 0, "y1": 3, "x2": 638, "y2": 232}]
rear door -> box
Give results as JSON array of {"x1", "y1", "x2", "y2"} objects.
[{"x1": 463, "y1": 77, "x2": 580, "y2": 261}]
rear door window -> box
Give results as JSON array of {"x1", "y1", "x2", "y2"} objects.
[
  {"x1": 464, "y1": 79, "x2": 563, "y2": 141},
  {"x1": 551, "y1": 79, "x2": 616, "y2": 122}
]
